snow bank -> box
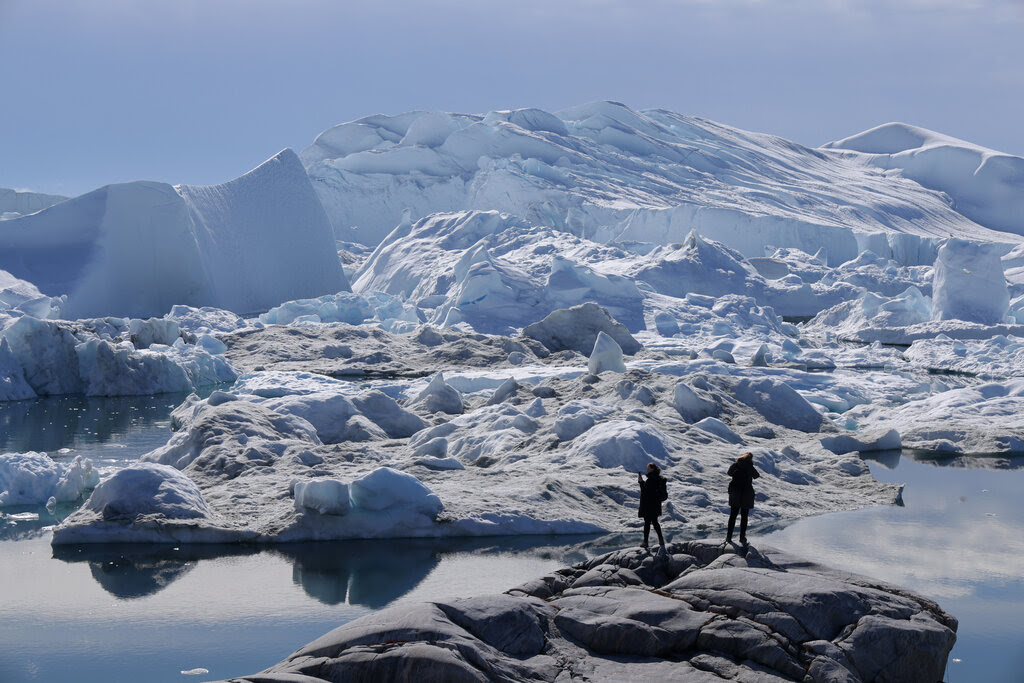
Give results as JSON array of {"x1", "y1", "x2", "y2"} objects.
[
  {"x1": 0, "y1": 150, "x2": 348, "y2": 319},
  {"x1": 259, "y1": 291, "x2": 422, "y2": 332},
  {"x1": 851, "y1": 380, "x2": 1024, "y2": 454},
  {"x1": 144, "y1": 399, "x2": 320, "y2": 470}
]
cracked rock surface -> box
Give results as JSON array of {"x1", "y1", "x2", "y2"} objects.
[{"x1": 226, "y1": 541, "x2": 956, "y2": 682}]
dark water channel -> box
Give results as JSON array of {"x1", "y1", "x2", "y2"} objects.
[{"x1": 2, "y1": 395, "x2": 1023, "y2": 681}]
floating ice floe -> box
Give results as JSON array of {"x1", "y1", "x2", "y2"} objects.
[
  {"x1": 0, "y1": 315, "x2": 237, "y2": 399},
  {"x1": 0, "y1": 452, "x2": 99, "y2": 506}
]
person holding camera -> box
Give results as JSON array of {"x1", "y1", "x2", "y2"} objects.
[
  {"x1": 637, "y1": 462, "x2": 667, "y2": 550},
  {"x1": 726, "y1": 451, "x2": 760, "y2": 546}
]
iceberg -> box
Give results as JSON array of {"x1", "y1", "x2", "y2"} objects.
[{"x1": 0, "y1": 150, "x2": 348, "y2": 319}]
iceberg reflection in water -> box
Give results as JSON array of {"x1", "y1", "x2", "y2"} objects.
[{"x1": 0, "y1": 534, "x2": 589, "y2": 683}]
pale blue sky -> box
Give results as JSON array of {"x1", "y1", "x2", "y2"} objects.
[{"x1": 2, "y1": 0, "x2": 1022, "y2": 197}]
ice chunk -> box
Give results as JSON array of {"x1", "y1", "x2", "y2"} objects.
[
  {"x1": 408, "y1": 372, "x2": 464, "y2": 415},
  {"x1": 554, "y1": 400, "x2": 615, "y2": 441},
  {"x1": 348, "y1": 467, "x2": 443, "y2": 516},
  {"x1": 1, "y1": 452, "x2": 61, "y2": 505},
  {"x1": 485, "y1": 377, "x2": 520, "y2": 406},
  {"x1": 2, "y1": 316, "x2": 83, "y2": 395},
  {"x1": 728, "y1": 377, "x2": 825, "y2": 432},
  {"x1": 0, "y1": 337, "x2": 35, "y2": 401},
  {"x1": 294, "y1": 479, "x2": 351, "y2": 516},
  {"x1": 820, "y1": 429, "x2": 901, "y2": 455},
  {"x1": 128, "y1": 318, "x2": 180, "y2": 349},
  {"x1": 350, "y1": 390, "x2": 428, "y2": 438},
  {"x1": 672, "y1": 381, "x2": 718, "y2": 423},
  {"x1": 523, "y1": 302, "x2": 641, "y2": 356},
  {"x1": 653, "y1": 312, "x2": 680, "y2": 337},
  {"x1": 588, "y1": 331, "x2": 626, "y2": 374},
  {"x1": 931, "y1": 238, "x2": 1009, "y2": 324},
  {"x1": 692, "y1": 417, "x2": 743, "y2": 444}
]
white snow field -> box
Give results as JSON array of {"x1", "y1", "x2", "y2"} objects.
[
  {"x1": 0, "y1": 103, "x2": 1020, "y2": 555},
  {"x1": 0, "y1": 149, "x2": 348, "y2": 320}
]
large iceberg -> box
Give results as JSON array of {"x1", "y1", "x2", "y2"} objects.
[
  {"x1": 0, "y1": 150, "x2": 348, "y2": 319},
  {"x1": 824, "y1": 122, "x2": 1024, "y2": 237},
  {"x1": 302, "y1": 102, "x2": 1021, "y2": 266}
]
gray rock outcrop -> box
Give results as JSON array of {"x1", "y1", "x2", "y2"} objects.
[{"x1": 227, "y1": 541, "x2": 956, "y2": 682}]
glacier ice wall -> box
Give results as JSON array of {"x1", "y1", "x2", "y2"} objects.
[
  {"x1": 302, "y1": 102, "x2": 1023, "y2": 264},
  {"x1": 0, "y1": 150, "x2": 348, "y2": 319}
]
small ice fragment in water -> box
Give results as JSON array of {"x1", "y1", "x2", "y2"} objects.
[{"x1": 181, "y1": 668, "x2": 209, "y2": 675}]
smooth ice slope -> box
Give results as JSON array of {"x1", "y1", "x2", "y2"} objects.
[
  {"x1": 303, "y1": 102, "x2": 1021, "y2": 263},
  {"x1": 0, "y1": 150, "x2": 348, "y2": 319},
  {"x1": 824, "y1": 123, "x2": 1024, "y2": 237}
]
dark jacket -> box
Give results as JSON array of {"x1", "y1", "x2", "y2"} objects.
[
  {"x1": 638, "y1": 473, "x2": 666, "y2": 520},
  {"x1": 727, "y1": 458, "x2": 760, "y2": 509}
]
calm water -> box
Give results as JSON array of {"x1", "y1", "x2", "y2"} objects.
[
  {"x1": 763, "y1": 451, "x2": 1024, "y2": 683},
  {"x1": 2, "y1": 395, "x2": 1023, "y2": 682},
  {"x1": 0, "y1": 534, "x2": 587, "y2": 682}
]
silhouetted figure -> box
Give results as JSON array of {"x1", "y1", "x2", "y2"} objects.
[
  {"x1": 637, "y1": 462, "x2": 667, "y2": 549},
  {"x1": 726, "y1": 452, "x2": 760, "y2": 546}
]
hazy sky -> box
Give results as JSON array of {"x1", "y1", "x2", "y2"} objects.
[{"x1": 2, "y1": 0, "x2": 1022, "y2": 197}]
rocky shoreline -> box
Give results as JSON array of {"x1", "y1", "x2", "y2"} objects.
[{"x1": 227, "y1": 540, "x2": 956, "y2": 682}]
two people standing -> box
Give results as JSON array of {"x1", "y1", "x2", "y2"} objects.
[{"x1": 636, "y1": 451, "x2": 761, "y2": 550}]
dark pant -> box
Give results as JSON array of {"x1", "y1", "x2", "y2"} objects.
[
  {"x1": 643, "y1": 516, "x2": 664, "y2": 546},
  {"x1": 727, "y1": 507, "x2": 749, "y2": 542}
]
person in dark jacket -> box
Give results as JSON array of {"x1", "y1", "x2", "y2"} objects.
[
  {"x1": 726, "y1": 452, "x2": 760, "y2": 545},
  {"x1": 637, "y1": 462, "x2": 667, "y2": 549}
]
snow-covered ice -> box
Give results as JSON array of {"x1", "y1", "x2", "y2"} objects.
[{"x1": 0, "y1": 101, "x2": 1016, "y2": 551}]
